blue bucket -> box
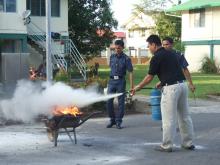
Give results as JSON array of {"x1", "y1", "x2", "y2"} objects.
[{"x1": 150, "y1": 89, "x2": 162, "y2": 120}]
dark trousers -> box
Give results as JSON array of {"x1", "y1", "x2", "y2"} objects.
[{"x1": 106, "y1": 79, "x2": 126, "y2": 124}]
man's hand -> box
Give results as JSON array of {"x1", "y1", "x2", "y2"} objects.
[
  {"x1": 130, "y1": 85, "x2": 140, "y2": 96},
  {"x1": 130, "y1": 89, "x2": 135, "y2": 96},
  {"x1": 155, "y1": 81, "x2": 162, "y2": 89},
  {"x1": 189, "y1": 84, "x2": 196, "y2": 93}
]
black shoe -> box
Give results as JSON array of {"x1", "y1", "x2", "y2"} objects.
[
  {"x1": 154, "y1": 145, "x2": 173, "y2": 152},
  {"x1": 116, "y1": 123, "x2": 122, "y2": 129},
  {"x1": 181, "y1": 144, "x2": 195, "y2": 150},
  {"x1": 106, "y1": 122, "x2": 116, "y2": 128}
]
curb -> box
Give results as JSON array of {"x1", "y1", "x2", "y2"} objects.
[{"x1": 206, "y1": 95, "x2": 220, "y2": 101}]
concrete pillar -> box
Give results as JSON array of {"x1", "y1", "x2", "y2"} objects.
[
  {"x1": 106, "y1": 47, "x2": 111, "y2": 65},
  {"x1": 46, "y1": 0, "x2": 53, "y2": 82},
  {"x1": 210, "y1": 44, "x2": 214, "y2": 60}
]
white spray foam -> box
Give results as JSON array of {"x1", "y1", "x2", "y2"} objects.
[{"x1": 0, "y1": 80, "x2": 122, "y2": 122}]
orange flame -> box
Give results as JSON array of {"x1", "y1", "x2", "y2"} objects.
[
  {"x1": 53, "y1": 106, "x2": 83, "y2": 117},
  {"x1": 29, "y1": 67, "x2": 37, "y2": 80}
]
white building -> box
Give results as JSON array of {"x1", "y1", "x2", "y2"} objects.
[
  {"x1": 121, "y1": 12, "x2": 155, "y2": 58},
  {"x1": 97, "y1": 13, "x2": 155, "y2": 65},
  {"x1": 167, "y1": 0, "x2": 220, "y2": 72},
  {"x1": 0, "y1": 0, "x2": 86, "y2": 83}
]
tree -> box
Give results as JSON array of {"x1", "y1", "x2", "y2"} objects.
[
  {"x1": 68, "y1": 0, "x2": 118, "y2": 60},
  {"x1": 138, "y1": 0, "x2": 176, "y2": 12},
  {"x1": 152, "y1": 12, "x2": 181, "y2": 43},
  {"x1": 132, "y1": 0, "x2": 182, "y2": 50}
]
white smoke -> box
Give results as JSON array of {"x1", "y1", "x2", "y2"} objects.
[{"x1": 0, "y1": 80, "x2": 122, "y2": 123}]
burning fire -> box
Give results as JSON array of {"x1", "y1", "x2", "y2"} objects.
[
  {"x1": 29, "y1": 67, "x2": 37, "y2": 80},
  {"x1": 53, "y1": 106, "x2": 83, "y2": 117}
]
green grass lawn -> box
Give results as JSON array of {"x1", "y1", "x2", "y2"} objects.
[{"x1": 98, "y1": 65, "x2": 220, "y2": 98}]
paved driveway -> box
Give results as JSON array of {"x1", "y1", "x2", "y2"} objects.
[{"x1": 0, "y1": 99, "x2": 220, "y2": 165}]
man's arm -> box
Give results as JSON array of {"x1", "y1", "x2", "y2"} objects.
[
  {"x1": 178, "y1": 52, "x2": 195, "y2": 92},
  {"x1": 125, "y1": 56, "x2": 134, "y2": 90},
  {"x1": 131, "y1": 74, "x2": 154, "y2": 95},
  {"x1": 183, "y1": 68, "x2": 195, "y2": 92},
  {"x1": 129, "y1": 72, "x2": 134, "y2": 90}
]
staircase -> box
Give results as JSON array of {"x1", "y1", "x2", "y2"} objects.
[
  {"x1": 26, "y1": 22, "x2": 87, "y2": 81},
  {"x1": 63, "y1": 39, "x2": 87, "y2": 81}
]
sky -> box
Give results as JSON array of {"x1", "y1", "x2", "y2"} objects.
[
  {"x1": 111, "y1": 0, "x2": 141, "y2": 29},
  {"x1": 111, "y1": 0, "x2": 189, "y2": 30}
]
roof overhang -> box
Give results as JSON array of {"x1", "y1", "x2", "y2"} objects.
[{"x1": 166, "y1": 0, "x2": 220, "y2": 12}]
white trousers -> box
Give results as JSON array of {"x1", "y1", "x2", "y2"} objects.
[{"x1": 161, "y1": 82, "x2": 194, "y2": 149}]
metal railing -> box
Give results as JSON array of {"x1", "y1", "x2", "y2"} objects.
[
  {"x1": 60, "y1": 39, "x2": 87, "y2": 81},
  {"x1": 27, "y1": 22, "x2": 67, "y2": 71},
  {"x1": 26, "y1": 22, "x2": 86, "y2": 80}
]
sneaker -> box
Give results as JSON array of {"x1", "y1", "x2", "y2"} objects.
[
  {"x1": 116, "y1": 123, "x2": 122, "y2": 129},
  {"x1": 181, "y1": 145, "x2": 195, "y2": 150},
  {"x1": 106, "y1": 122, "x2": 116, "y2": 128},
  {"x1": 154, "y1": 145, "x2": 173, "y2": 152}
]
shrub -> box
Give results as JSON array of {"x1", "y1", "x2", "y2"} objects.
[
  {"x1": 54, "y1": 69, "x2": 69, "y2": 82},
  {"x1": 200, "y1": 57, "x2": 218, "y2": 73},
  {"x1": 174, "y1": 41, "x2": 185, "y2": 52},
  {"x1": 85, "y1": 77, "x2": 108, "y2": 94}
]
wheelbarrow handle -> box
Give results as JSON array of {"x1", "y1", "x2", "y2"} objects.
[
  {"x1": 141, "y1": 87, "x2": 155, "y2": 90},
  {"x1": 77, "y1": 111, "x2": 102, "y2": 126}
]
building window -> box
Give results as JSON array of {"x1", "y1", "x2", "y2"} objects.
[
  {"x1": 1, "y1": 39, "x2": 22, "y2": 53},
  {"x1": 128, "y1": 30, "x2": 134, "y2": 38},
  {"x1": 27, "y1": 0, "x2": 60, "y2": 17},
  {"x1": 0, "y1": 0, "x2": 16, "y2": 12},
  {"x1": 51, "y1": 0, "x2": 59, "y2": 17},
  {"x1": 0, "y1": 0, "x2": 3, "y2": 12},
  {"x1": 139, "y1": 29, "x2": 145, "y2": 37},
  {"x1": 189, "y1": 8, "x2": 205, "y2": 27}
]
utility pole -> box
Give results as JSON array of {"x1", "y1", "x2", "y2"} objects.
[{"x1": 46, "y1": 0, "x2": 53, "y2": 82}]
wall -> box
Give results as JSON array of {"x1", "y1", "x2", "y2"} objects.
[
  {"x1": 27, "y1": 45, "x2": 44, "y2": 69},
  {"x1": 212, "y1": 8, "x2": 220, "y2": 40},
  {"x1": 0, "y1": 0, "x2": 26, "y2": 34},
  {"x1": 125, "y1": 28, "x2": 153, "y2": 53},
  {"x1": 29, "y1": 0, "x2": 68, "y2": 36},
  {"x1": 1, "y1": 53, "x2": 29, "y2": 83},
  {"x1": 182, "y1": 7, "x2": 220, "y2": 41},
  {"x1": 122, "y1": 13, "x2": 155, "y2": 52},
  {"x1": 185, "y1": 44, "x2": 220, "y2": 72},
  {"x1": 214, "y1": 45, "x2": 220, "y2": 66},
  {"x1": 125, "y1": 30, "x2": 150, "y2": 50},
  {"x1": 181, "y1": 7, "x2": 220, "y2": 72},
  {"x1": 184, "y1": 45, "x2": 210, "y2": 72}
]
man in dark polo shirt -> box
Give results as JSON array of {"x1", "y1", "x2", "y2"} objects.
[
  {"x1": 132, "y1": 34, "x2": 195, "y2": 152},
  {"x1": 162, "y1": 37, "x2": 195, "y2": 92},
  {"x1": 106, "y1": 40, "x2": 134, "y2": 129}
]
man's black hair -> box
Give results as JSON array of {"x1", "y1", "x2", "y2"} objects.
[
  {"x1": 115, "y1": 40, "x2": 124, "y2": 47},
  {"x1": 162, "y1": 37, "x2": 174, "y2": 44},
  {"x1": 146, "y1": 34, "x2": 162, "y2": 46}
]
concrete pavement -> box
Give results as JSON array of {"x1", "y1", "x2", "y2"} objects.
[{"x1": 0, "y1": 97, "x2": 220, "y2": 165}]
